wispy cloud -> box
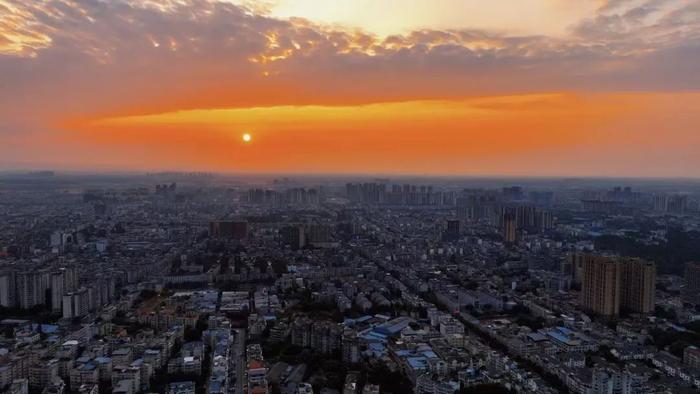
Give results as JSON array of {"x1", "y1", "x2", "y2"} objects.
[{"x1": 2, "y1": 0, "x2": 699, "y2": 128}]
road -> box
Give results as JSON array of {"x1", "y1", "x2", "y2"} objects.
[{"x1": 232, "y1": 328, "x2": 246, "y2": 394}]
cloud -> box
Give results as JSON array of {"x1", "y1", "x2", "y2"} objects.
[
  {"x1": 575, "y1": 0, "x2": 698, "y2": 45},
  {"x1": 0, "y1": 0, "x2": 699, "y2": 143}
]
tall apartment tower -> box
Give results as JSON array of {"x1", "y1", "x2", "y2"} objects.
[
  {"x1": 62, "y1": 288, "x2": 89, "y2": 319},
  {"x1": 0, "y1": 270, "x2": 15, "y2": 307},
  {"x1": 209, "y1": 220, "x2": 248, "y2": 240},
  {"x1": 502, "y1": 213, "x2": 517, "y2": 245},
  {"x1": 50, "y1": 271, "x2": 65, "y2": 312},
  {"x1": 456, "y1": 197, "x2": 474, "y2": 221},
  {"x1": 562, "y1": 252, "x2": 587, "y2": 286},
  {"x1": 619, "y1": 258, "x2": 656, "y2": 314},
  {"x1": 581, "y1": 254, "x2": 656, "y2": 317},
  {"x1": 684, "y1": 262, "x2": 700, "y2": 302},
  {"x1": 16, "y1": 271, "x2": 51, "y2": 309},
  {"x1": 61, "y1": 267, "x2": 79, "y2": 292},
  {"x1": 581, "y1": 255, "x2": 621, "y2": 317},
  {"x1": 443, "y1": 219, "x2": 461, "y2": 241},
  {"x1": 280, "y1": 225, "x2": 306, "y2": 251}
]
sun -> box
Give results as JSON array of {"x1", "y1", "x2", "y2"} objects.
[{"x1": 242, "y1": 133, "x2": 252, "y2": 143}]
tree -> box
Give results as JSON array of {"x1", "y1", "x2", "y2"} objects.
[{"x1": 365, "y1": 363, "x2": 413, "y2": 393}]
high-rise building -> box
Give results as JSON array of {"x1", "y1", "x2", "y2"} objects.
[
  {"x1": 0, "y1": 270, "x2": 16, "y2": 308},
  {"x1": 562, "y1": 252, "x2": 586, "y2": 286},
  {"x1": 280, "y1": 225, "x2": 306, "y2": 251},
  {"x1": 50, "y1": 271, "x2": 65, "y2": 313},
  {"x1": 15, "y1": 271, "x2": 50, "y2": 309},
  {"x1": 685, "y1": 262, "x2": 700, "y2": 302},
  {"x1": 581, "y1": 255, "x2": 621, "y2": 317},
  {"x1": 0, "y1": 268, "x2": 78, "y2": 311},
  {"x1": 456, "y1": 193, "x2": 499, "y2": 224},
  {"x1": 654, "y1": 193, "x2": 689, "y2": 213},
  {"x1": 534, "y1": 210, "x2": 554, "y2": 232},
  {"x1": 291, "y1": 318, "x2": 312, "y2": 348},
  {"x1": 310, "y1": 321, "x2": 342, "y2": 355},
  {"x1": 50, "y1": 267, "x2": 79, "y2": 313},
  {"x1": 63, "y1": 288, "x2": 90, "y2": 319},
  {"x1": 502, "y1": 213, "x2": 517, "y2": 245},
  {"x1": 653, "y1": 194, "x2": 668, "y2": 212},
  {"x1": 667, "y1": 194, "x2": 688, "y2": 214},
  {"x1": 580, "y1": 254, "x2": 656, "y2": 317},
  {"x1": 306, "y1": 223, "x2": 332, "y2": 245},
  {"x1": 619, "y1": 258, "x2": 656, "y2": 314},
  {"x1": 209, "y1": 221, "x2": 248, "y2": 239},
  {"x1": 342, "y1": 332, "x2": 360, "y2": 364},
  {"x1": 443, "y1": 219, "x2": 460, "y2": 241},
  {"x1": 456, "y1": 197, "x2": 473, "y2": 221},
  {"x1": 515, "y1": 205, "x2": 536, "y2": 231},
  {"x1": 64, "y1": 267, "x2": 78, "y2": 293},
  {"x1": 346, "y1": 182, "x2": 386, "y2": 204}
]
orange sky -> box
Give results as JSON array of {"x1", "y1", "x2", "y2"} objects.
[{"x1": 1, "y1": 0, "x2": 700, "y2": 176}]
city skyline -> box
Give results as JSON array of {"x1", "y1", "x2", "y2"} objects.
[
  {"x1": 2, "y1": 172, "x2": 700, "y2": 394},
  {"x1": 2, "y1": 0, "x2": 700, "y2": 176},
  {"x1": 3, "y1": 3, "x2": 700, "y2": 391}
]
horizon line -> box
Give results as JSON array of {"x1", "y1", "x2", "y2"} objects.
[{"x1": 2, "y1": 168, "x2": 700, "y2": 182}]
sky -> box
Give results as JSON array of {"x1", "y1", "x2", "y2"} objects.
[{"x1": 1, "y1": 0, "x2": 700, "y2": 177}]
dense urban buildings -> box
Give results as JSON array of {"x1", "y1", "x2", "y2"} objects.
[{"x1": 0, "y1": 173, "x2": 699, "y2": 394}]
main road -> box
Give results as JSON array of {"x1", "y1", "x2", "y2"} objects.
[{"x1": 232, "y1": 328, "x2": 246, "y2": 394}]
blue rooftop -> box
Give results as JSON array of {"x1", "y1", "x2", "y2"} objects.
[
  {"x1": 557, "y1": 326, "x2": 574, "y2": 335},
  {"x1": 375, "y1": 317, "x2": 411, "y2": 335},
  {"x1": 545, "y1": 329, "x2": 579, "y2": 346},
  {"x1": 407, "y1": 357, "x2": 428, "y2": 370},
  {"x1": 527, "y1": 333, "x2": 547, "y2": 342},
  {"x1": 40, "y1": 324, "x2": 59, "y2": 334},
  {"x1": 360, "y1": 331, "x2": 388, "y2": 343},
  {"x1": 422, "y1": 350, "x2": 438, "y2": 359}
]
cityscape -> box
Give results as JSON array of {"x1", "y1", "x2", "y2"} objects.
[
  {"x1": 2, "y1": 1, "x2": 700, "y2": 394},
  {"x1": 1, "y1": 174, "x2": 700, "y2": 394}
]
